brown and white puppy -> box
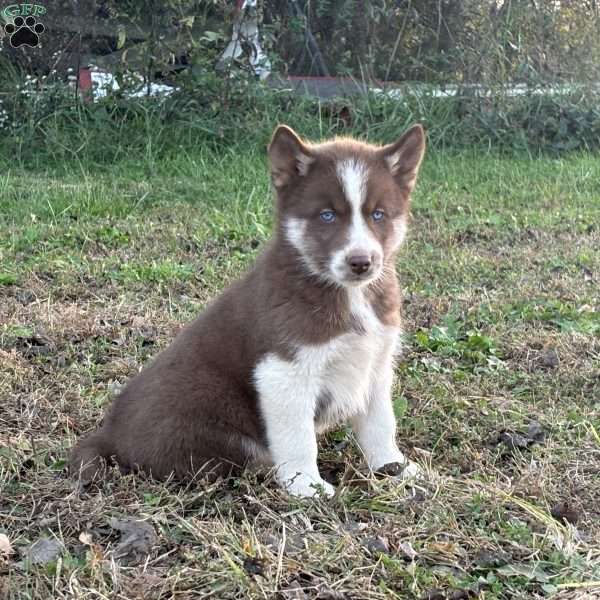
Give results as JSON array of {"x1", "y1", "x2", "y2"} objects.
[{"x1": 70, "y1": 124, "x2": 426, "y2": 497}]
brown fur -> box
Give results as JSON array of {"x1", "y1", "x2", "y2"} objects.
[{"x1": 69, "y1": 124, "x2": 425, "y2": 484}]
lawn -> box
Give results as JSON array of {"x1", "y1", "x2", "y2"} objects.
[{"x1": 1, "y1": 146, "x2": 599, "y2": 599}]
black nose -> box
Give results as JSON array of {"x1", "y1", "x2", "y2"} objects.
[{"x1": 347, "y1": 255, "x2": 371, "y2": 275}]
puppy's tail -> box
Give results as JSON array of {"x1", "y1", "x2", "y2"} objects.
[{"x1": 69, "y1": 430, "x2": 114, "y2": 485}]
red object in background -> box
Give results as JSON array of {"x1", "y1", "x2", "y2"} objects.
[{"x1": 78, "y1": 68, "x2": 92, "y2": 101}]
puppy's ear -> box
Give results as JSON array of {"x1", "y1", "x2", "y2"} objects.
[
  {"x1": 268, "y1": 125, "x2": 314, "y2": 190},
  {"x1": 380, "y1": 124, "x2": 426, "y2": 193}
]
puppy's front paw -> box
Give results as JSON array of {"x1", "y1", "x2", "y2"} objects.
[
  {"x1": 398, "y1": 460, "x2": 424, "y2": 480},
  {"x1": 283, "y1": 473, "x2": 335, "y2": 498},
  {"x1": 376, "y1": 460, "x2": 424, "y2": 481}
]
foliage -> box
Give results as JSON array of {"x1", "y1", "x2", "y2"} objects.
[
  {"x1": 1, "y1": 0, "x2": 600, "y2": 162},
  {"x1": 1, "y1": 61, "x2": 600, "y2": 170},
  {"x1": 414, "y1": 314, "x2": 504, "y2": 373},
  {"x1": 265, "y1": 0, "x2": 600, "y2": 83},
  {"x1": 3, "y1": 1, "x2": 600, "y2": 84}
]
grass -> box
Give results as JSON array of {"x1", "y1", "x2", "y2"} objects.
[{"x1": 1, "y1": 142, "x2": 599, "y2": 599}]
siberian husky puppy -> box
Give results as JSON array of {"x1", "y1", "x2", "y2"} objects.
[{"x1": 70, "y1": 124, "x2": 426, "y2": 497}]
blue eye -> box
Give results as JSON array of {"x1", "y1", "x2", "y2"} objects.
[
  {"x1": 372, "y1": 209, "x2": 385, "y2": 222},
  {"x1": 320, "y1": 210, "x2": 336, "y2": 223}
]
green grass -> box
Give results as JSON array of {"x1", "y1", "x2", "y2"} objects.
[{"x1": 1, "y1": 143, "x2": 599, "y2": 599}]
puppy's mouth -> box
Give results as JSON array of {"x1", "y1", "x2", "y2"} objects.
[{"x1": 338, "y1": 266, "x2": 382, "y2": 287}]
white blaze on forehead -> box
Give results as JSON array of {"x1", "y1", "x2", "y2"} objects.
[
  {"x1": 335, "y1": 159, "x2": 381, "y2": 255},
  {"x1": 336, "y1": 159, "x2": 368, "y2": 209}
]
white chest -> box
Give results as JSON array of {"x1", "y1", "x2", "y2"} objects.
[
  {"x1": 297, "y1": 289, "x2": 400, "y2": 431},
  {"x1": 253, "y1": 290, "x2": 401, "y2": 436}
]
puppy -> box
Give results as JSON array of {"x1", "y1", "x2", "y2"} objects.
[{"x1": 70, "y1": 124, "x2": 426, "y2": 497}]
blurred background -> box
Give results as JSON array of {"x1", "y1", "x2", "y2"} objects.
[{"x1": 1, "y1": 0, "x2": 600, "y2": 164}]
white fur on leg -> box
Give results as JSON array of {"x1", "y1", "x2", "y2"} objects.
[
  {"x1": 254, "y1": 352, "x2": 334, "y2": 497},
  {"x1": 351, "y1": 332, "x2": 423, "y2": 480},
  {"x1": 284, "y1": 472, "x2": 335, "y2": 497},
  {"x1": 399, "y1": 461, "x2": 423, "y2": 480}
]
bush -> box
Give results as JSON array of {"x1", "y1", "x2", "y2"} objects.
[{"x1": 1, "y1": 60, "x2": 600, "y2": 171}]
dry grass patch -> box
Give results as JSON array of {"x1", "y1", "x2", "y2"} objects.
[{"x1": 1, "y1": 151, "x2": 599, "y2": 599}]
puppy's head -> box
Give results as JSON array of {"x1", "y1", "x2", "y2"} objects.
[{"x1": 269, "y1": 124, "x2": 425, "y2": 287}]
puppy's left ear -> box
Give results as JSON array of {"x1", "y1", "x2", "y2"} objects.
[{"x1": 380, "y1": 124, "x2": 426, "y2": 193}]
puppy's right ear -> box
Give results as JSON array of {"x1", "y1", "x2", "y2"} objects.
[{"x1": 268, "y1": 125, "x2": 314, "y2": 190}]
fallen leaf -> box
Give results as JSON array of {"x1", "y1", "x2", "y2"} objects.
[
  {"x1": 425, "y1": 541, "x2": 467, "y2": 560},
  {"x1": 363, "y1": 536, "x2": 390, "y2": 555},
  {"x1": 125, "y1": 572, "x2": 166, "y2": 600},
  {"x1": 0, "y1": 534, "x2": 13, "y2": 557},
  {"x1": 243, "y1": 556, "x2": 266, "y2": 576},
  {"x1": 550, "y1": 501, "x2": 580, "y2": 525},
  {"x1": 473, "y1": 548, "x2": 510, "y2": 568},
  {"x1": 16, "y1": 289, "x2": 36, "y2": 305},
  {"x1": 398, "y1": 540, "x2": 417, "y2": 561},
  {"x1": 540, "y1": 348, "x2": 559, "y2": 368},
  {"x1": 109, "y1": 518, "x2": 158, "y2": 564},
  {"x1": 495, "y1": 421, "x2": 546, "y2": 453},
  {"x1": 15, "y1": 330, "x2": 56, "y2": 358},
  {"x1": 497, "y1": 431, "x2": 531, "y2": 451},
  {"x1": 22, "y1": 537, "x2": 63, "y2": 565},
  {"x1": 79, "y1": 531, "x2": 93, "y2": 546},
  {"x1": 526, "y1": 421, "x2": 546, "y2": 442}
]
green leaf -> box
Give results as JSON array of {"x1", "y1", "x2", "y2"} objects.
[
  {"x1": 393, "y1": 396, "x2": 408, "y2": 419},
  {"x1": 50, "y1": 459, "x2": 67, "y2": 471},
  {"x1": 541, "y1": 584, "x2": 558, "y2": 595},
  {"x1": 496, "y1": 563, "x2": 551, "y2": 582},
  {"x1": 5, "y1": 325, "x2": 33, "y2": 338},
  {"x1": 0, "y1": 273, "x2": 17, "y2": 285}
]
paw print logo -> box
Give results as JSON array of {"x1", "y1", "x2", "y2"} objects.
[{"x1": 4, "y1": 16, "x2": 45, "y2": 48}]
